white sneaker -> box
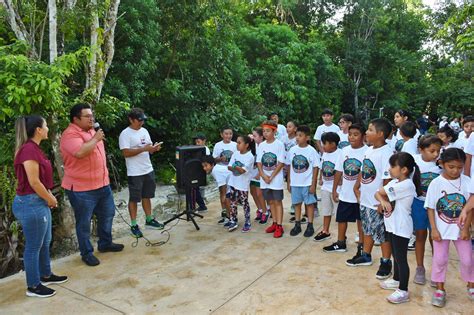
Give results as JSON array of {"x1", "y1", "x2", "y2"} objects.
[
  {"x1": 380, "y1": 278, "x2": 400, "y2": 290},
  {"x1": 387, "y1": 289, "x2": 410, "y2": 304},
  {"x1": 408, "y1": 234, "x2": 416, "y2": 251},
  {"x1": 468, "y1": 288, "x2": 474, "y2": 301}
]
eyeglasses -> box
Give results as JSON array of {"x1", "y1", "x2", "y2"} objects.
[{"x1": 80, "y1": 114, "x2": 94, "y2": 119}]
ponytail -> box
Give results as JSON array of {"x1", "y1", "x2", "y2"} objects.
[
  {"x1": 412, "y1": 164, "x2": 422, "y2": 197},
  {"x1": 14, "y1": 115, "x2": 45, "y2": 156},
  {"x1": 15, "y1": 117, "x2": 28, "y2": 156},
  {"x1": 389, "y1": 152, "x2": 423, "y2": 197}
]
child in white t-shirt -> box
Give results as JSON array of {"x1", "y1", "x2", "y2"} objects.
[
  {"x1": 391, "y1": 110, "x2": 420, "y2": 152},
  {"x1": 282, "y1": 121, "x2": 298, "y2": 219},
  {"x1": 348, "y1": 118, "x2": 393, "y2": 281},
  {"x1": 212, "y1": 126, "x2": 237, "y2": 221},
  {"x1": 282, "y1": 121, "x2": 298, "y2": 152},
  {"x1": 201, "y1": 155, "x2": 232, "y2": 225},
  {"x1": 337, "y1": 114, "x2": 353, "y2": 149},
  {"x1": 465, "y1": 132, "x2": 474, "y2": 177},
  {"x1": 424, "y1": 148, "x2": 473, "y2": 307},
  {"x1": 314, "y1": 132, "x2": 341, "y2": 241},
  {"x1": 411, "y1": 135, "x2": 442, "y2": 285},
  {"x1": 375, "y1": 152, "x2": 421, "y2": 304},
  {"x1": 250, "y1": 127, "x2": 269, "y2": 224},
  {"x1": 313, "y1": 108, "x2": 340, "y2": 153},
  {"x1": 437, "y1": 126, "x2": 457, "y2": 151},
  {"x1": 257, "y1": 120, "x2": 286, "y2": 238},
  {"x1": 323, "y1": 124, "x2": 367, "y2": 254},
  {"x1": 399, "y1": 121, "x2": 418, "y2": 155},
  {"x1": 193, "y1": 133, "x2": 211, "y2": 155},
  {"x1": 268, "y1": 112, "x2": 287, "y2": 141},
  {"x1": 227, "y1": 136, "x2": 256, "y2": 233},
  {"x1": 213, "y1": 126, "x2": 237, "y2": 166},
  {"x1": 453, "y1": 115, "x2": 473, "y2": 150},
  {"x1": 192, "y1": 133, "x2": 211, "y2": 212},
  {"x1": 286, "y1": 125, "x2": 319, "y2": 238}
]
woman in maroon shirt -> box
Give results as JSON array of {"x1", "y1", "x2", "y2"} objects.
[{"x1": 12, "y1": 115, "x2": 67, "y2": 298}]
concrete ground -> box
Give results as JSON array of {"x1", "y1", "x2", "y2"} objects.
[{"x1": 0, "y1": 191, "x2": 472, "y2": 314}]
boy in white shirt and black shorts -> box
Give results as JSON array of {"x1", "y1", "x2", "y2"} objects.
[{"x1": 119, "y1": 108, "x2": 164, "y2": 238}]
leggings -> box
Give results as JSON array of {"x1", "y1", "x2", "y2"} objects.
[
  {"x1": 432, "y1": 239, "x2": 473, "y2": 283},
  {"x1": 387, "y1": 232, "x2": 410, "y2": 291},
  {"x1": 229, "y1": 186, "x2": 250, "y2": 224}
]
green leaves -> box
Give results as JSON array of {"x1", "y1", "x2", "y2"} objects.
[{"x1": 0, "y1": 42, "x2": 87, "y2": 121}]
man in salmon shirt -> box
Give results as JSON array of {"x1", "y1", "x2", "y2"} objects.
[{"x1": 60, "y1": 103, "x2": 124, "y2": 266}]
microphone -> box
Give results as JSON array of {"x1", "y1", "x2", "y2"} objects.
[{"x1": 93, "y1": 122, "x2": 101, "y2": 131}]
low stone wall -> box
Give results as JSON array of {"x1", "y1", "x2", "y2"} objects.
[{"x1": 111, "y1": 181, "x2": 220, "y2": 238}]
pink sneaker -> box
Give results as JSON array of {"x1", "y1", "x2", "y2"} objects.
[
  {"x1": 255, "y1": 210, "x2": 262, "y2": 221},
  {"x1": 387, "y1": 289, "x2": 410, "y2": 304}
]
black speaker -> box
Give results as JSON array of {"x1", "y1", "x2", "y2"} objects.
[{"x1": 175, "y1": 145, "x2": 207, "y2": 193}]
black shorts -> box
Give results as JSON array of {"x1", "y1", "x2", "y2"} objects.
[
  {"x1": 336, "y1": 201, "x2": 360, "y2": 223},
  {"x1": 128, "y1": 171, "x2": 156, "y2": 203},
  {"x1": 261, "y1": 189, "x2": 284, "y2": 201}
]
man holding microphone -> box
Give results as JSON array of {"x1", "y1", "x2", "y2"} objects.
[{"x1": 60, "y1": 103, "x2": 123, "y2": 266}]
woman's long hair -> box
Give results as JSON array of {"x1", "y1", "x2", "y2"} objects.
[{"x1": 15, "y1": 115, "x2": 44, "y2": 156}]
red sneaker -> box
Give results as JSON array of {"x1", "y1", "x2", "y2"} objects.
[
  {"x1": 265, "y1": 222, "x2": 277, "y2": 233},
  {"x1": 273, "y1": 225, "x2": 284, "y2": 238}
]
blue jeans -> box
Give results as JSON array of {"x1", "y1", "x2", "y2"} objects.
[
  {"x1": 12, "y1": 194, "x2": 52, "y2": 288},
  {"x1": 66, "y1": 185, "x2": 115, "y2": 257}
]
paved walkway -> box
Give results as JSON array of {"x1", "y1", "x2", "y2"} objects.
[{"x1": 0, "y1": 192, "x2": 471, "y2": 314}]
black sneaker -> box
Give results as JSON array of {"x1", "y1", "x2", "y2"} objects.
[
  {"x1": 40, "y1": 274, "x2": 68, "y2": 286},
  {"x1": 145, "y1": 218, "x2": 165, "y2": 230},
  {"x1": 346, "y1": 244, "x2": 363, "y2": 265},
  {"x1": 218, "y1": 217, "x2": 228, "y2": 224},
  {"x1": 82, "y1": 254, "x2": 100, "y2": 266},
  {"x1": 313, "y1": 231, "x2": 331, "y2": 242},
  {"x1": 98, "y1": 242, "x2": 124, "y2": 253},
  {"x1": 289, "y1": 216, "x2": 296, "y2": 223},
  {"x1": 346, "y1": 252, "x2": 372, "y2": 266},
  {"x1": 290, "y1": 224, "x2": 302, "y2": 236},
  {"x1": 196, "y1": 206, "x2": 208, "y2": 213},
  {"x1": 26, "y1": 283, "x2": 56, "y2": 298},
  {"x1": 323, "y1": 241, "x2": 347, "y2": 253},
  {"x1": 131, "y1": 225, "x2": 143, "y2": 238},
  {"x1": 301, "y1": 216, "x2": 307, "y2": 224},
  {"x1": 303, "y1": 224, "x2": 314, "y2": 237},
  {"x1": 376, "y1": 258, "x2": 392, "y2": 279}
]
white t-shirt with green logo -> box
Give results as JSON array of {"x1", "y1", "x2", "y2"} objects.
[
  {"x1": 257, "y1": 139, "x2": 286, "y2": 190},
  {"x1": 212, "y1": 141, "x2": 237, "y2": 166},
  {"x1": 286, "y1": 145, "x2": 320, "y2": 187},
  {"x1": 228, "y1": 151, "x2": 255, "y2": 192}
]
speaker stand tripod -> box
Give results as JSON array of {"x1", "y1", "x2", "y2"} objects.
[{"x1": 164, "y1": 186, "x2": 202, "y2": 230}]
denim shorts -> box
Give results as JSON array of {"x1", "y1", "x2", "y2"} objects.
[
  {"x1": 412, "y1": 198, "x2": 430, "y2": 230},
  {"x1": 291, "y1": 186, "x2": 317, "y2": 205}
]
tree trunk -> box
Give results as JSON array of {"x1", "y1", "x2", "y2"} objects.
[
  {"x1": 95, "y1": 0, "x2": 121, "y2": 102},
  {"x1": 48, "y1": 0, "x2": 57, "y2": 63},
  {"x1": 86, "y1": 0, "x2": 99, "y2": 93},
  {"x1": 0, "y1": 0, "x2": 38, "y2": 58}
]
